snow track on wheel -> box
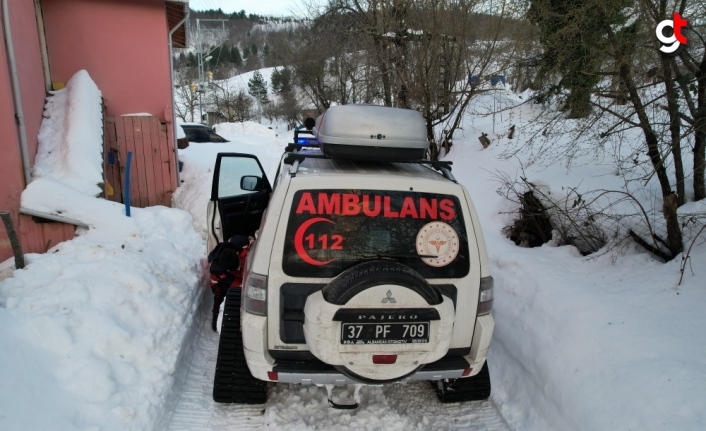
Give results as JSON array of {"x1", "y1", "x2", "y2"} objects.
[{"x1": 164, "y1": 294, "x2": 512, "y2": 431}]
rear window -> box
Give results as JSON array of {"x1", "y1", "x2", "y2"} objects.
[
  {"x1": 183, "y1": 126, "x2": 210, "y2": 142},
  {"x1": 282, "y1": 189, "x2": 470, "y2": 278}
]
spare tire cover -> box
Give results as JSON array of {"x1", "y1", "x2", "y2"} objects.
[{"x1": 323, "y1": 260, "x2": 442, "y2": 306}]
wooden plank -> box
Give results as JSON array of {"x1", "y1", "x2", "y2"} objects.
[
  {"x1": 18, "y1": 214, "x2": 37, "y2": 253},
  {"x1": 102, "y1": 118, "x2": 111, "y2": 199},
  {"x1": 103, "y1": 117, "x2": 119, "y2": 203},
  {"x1": 122, "y1": 117, "x2": 141, "y2": 209},
  {"x1": 107, "y1": 117, "x2": 122, "y2": 203},
  {"x1": 114, "y1": 116, "x2": 128, "y2": 204},
  {"x1": 102, "y1": 117, "x2": 111, "y2": 200},
  {"x1": 131, "y1": 117, "x2": 149, "y2": 208},
  {"x1": 148, "y1": 117, "x2": 167, "y2": 206},
  {"x1": 165, "y1": 122, "x2": 178, "y2": 201},
  {"x1": 165, "y1": 123, "x2": 178, "y2": 205},
  {"x1": 138, "y1": 116, "x2": 158, "y2": 207},
  {"x1": 156, "y1": 123, "x2": 170, "y2": 206},
  {"x1": 148, "y1": 117, "x2": 162, "y2": 207},
  {"x1": 17, "y1": 214, "x2": 74, "y2": 255},
  {"x1": 158, "y1": 123, "x2": 174, "y2": 207}
]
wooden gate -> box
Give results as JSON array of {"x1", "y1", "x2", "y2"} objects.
[{"x1": 103, "y1": 116, "x2": 178, "y2": 208}]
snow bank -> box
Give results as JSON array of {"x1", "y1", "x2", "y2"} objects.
[
  {"x1": 0, "y1": 70, "x2": 207, "y2": 431},
  {"x1": 0, "y1": 202, "x2": 205, "y2": 430},
  {"x1": 450, "y1": 89, "x2": 706, "y2": 431}
]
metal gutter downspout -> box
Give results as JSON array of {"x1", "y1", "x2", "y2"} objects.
[
  {"x1": 3, "y1": 0, "x2": 32, "y2": 186},
  {"x1": 168, "y1": 4, "x2": 189, "y2": 185}
]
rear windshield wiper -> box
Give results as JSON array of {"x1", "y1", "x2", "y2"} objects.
[{"x1": 358, "y1": 253, "x2": 438, "y2": 260}]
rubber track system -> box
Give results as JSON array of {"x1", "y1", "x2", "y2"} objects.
[
  {"x1": 433, "y1": 361, "x2": 491, "y2": 403},
  {"x1": 212, "y1": 287, "x2": 267, "y2": 404}
]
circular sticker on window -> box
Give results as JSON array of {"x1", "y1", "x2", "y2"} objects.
[{"x1": 416, "y1": 221, "x2": 460, "y2": 267}]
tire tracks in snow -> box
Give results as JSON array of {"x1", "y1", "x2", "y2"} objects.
[{"x1": 164, "y1": 293, "x2": 512, "y2": 431}]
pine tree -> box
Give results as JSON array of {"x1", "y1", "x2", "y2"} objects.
[
  {"x1": 271, "y1": 67, "x2": 292, "y2": 95},
  {"x1": 527, "y1": 0, "x2": 632, "y2": 118},
  {"x1": 230, "y1": 46, "x2": 242, "y2": 66},
  {"x1": 248, "y1": 71, "x2": 268, "y2": 102},
  {"x1": 208, "y1": 45, "x2": 223, "y2": 69},
  {"x1": 187, "y1": 52, "x2": 197, "y2": 68},
  {"x1": 248, "y1": 71, "x2": 269, "y2": 118}
]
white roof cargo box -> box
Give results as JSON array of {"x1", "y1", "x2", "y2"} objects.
[{"x1": 314, "y1": 104, "x2": 428, "y2": 161}]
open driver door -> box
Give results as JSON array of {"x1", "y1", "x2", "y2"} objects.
[{"x1": 207, "y1": 153, "x2": 272, "y2": 253}]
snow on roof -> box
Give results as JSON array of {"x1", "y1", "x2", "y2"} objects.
[{"x1": 28, "y1": 70, "x2": 104, "y2": 199}]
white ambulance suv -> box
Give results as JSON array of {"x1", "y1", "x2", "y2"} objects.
[{"x1": 208, "y1": 105, "x2": 494, "y2": 408}]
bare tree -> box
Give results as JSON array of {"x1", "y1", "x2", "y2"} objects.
[
  {"x1": 208, "y1": 84, "x2": 254, "y2": 122},
  {"x1": 515, "y1": 0, "x2": 706, "y2": 259},
  {"x1": 173, "y1": 67, "x2": 200, "y2": 122},
  {"x1": 312, "y1": 0, "x2": 515, "y2": 159}
]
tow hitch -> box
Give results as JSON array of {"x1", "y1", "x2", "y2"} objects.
[{"x1": 324, "y1": 384, "x2": 363, "y2": 409}]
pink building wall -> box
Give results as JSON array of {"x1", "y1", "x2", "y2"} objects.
[
  {"x1": 1, "y1": 0, "x2": 179, "y2": 264},
  {"x1": 41, "y1": 0, "x2": 174, "y2": 121},
  {"x1": 1, "y1": 0, "x2": 74, "y2": 264}
]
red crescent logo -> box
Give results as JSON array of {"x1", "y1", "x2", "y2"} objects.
[{"x1": 294, "y1": 218, "x2": 335, "y2": 266}]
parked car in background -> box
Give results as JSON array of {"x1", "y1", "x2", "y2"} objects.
[{"x1": 179, "y1": 123, "x2": 229, "y2": 143}]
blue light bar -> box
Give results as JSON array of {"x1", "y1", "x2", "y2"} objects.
[{"x1": 297, "y1": 137, "x2": 316, "y2": 145}]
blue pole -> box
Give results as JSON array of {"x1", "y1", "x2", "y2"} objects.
[{"x1": 125, "y1": 151, "x2": 132, "y2": 217}]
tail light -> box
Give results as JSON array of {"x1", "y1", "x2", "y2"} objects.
[
  {"x1": 244, "y1": 272, "x2": 267, "y2": 315},
  {"x1": 372, "y1": 355, "x2": 397, "y2": 364},
  {"x1": 477, "y1": 276, "x2": 493, "y2": 315}
]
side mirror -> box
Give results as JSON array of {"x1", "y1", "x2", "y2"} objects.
[{"x1": 241, "y1": 175, "x2": 263, "y2": 192}]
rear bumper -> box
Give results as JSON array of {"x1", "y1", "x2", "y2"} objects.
[
  {"x1": 273, "y1": 355, "x2": 471, "y2": 385},
  {"x1": 242, "y1": 310, "x2": 494, "y2": 385}
]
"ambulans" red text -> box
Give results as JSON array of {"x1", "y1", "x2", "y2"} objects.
[{"x1": 295, "y1": 192, "x2": 455, "y2": 221}]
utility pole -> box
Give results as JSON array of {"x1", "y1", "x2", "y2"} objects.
[{"x1": 196, "y1": 18, "x2": 228, "y2": 124}]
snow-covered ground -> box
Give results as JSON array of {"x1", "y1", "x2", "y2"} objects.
[
  {"x1": 164, "y1": 293, "x2": 511, "y2": 431},
  {"x1": 1, "y1": 70, "x2": 705, "y2": 430}
]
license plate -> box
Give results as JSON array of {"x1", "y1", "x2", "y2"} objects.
[{"x1": 341, "y1": 322, "x2": 429, "y2": 345}]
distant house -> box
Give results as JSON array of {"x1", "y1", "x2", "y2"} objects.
[{"x1": 0, "y1": 0, "x2": 189, "y2": 265}]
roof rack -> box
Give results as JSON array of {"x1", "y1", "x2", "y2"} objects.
[{"x1": 282, "y1": 145, "x2": 456, "y2": 183}]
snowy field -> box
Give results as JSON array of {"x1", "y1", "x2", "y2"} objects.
[{"x1": 0, "y1": 71, "x2": 705, "y2": 430}]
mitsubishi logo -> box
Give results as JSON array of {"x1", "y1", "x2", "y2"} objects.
[{"x1": 381, "y1": 290, "x2": 397, "y2": 304}]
